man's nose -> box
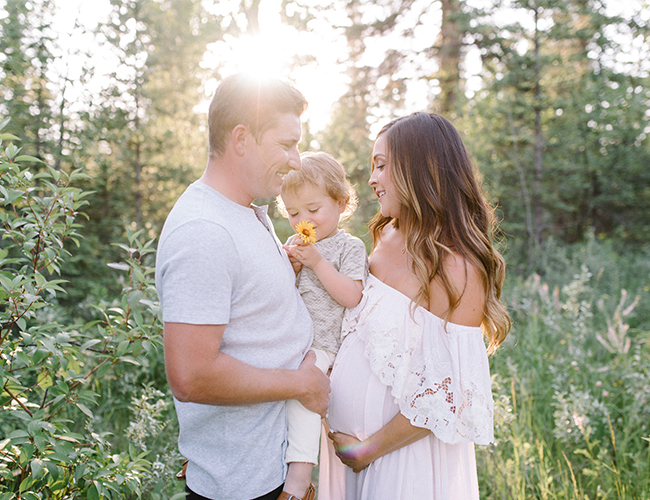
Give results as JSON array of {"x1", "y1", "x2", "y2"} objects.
[{"x1": 288, "y1": 146, "x2": 301, "y2": 171}]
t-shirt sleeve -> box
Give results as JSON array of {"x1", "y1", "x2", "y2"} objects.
[
  {"x1": 339, "y1": 237, "x2": 369, "y2": 284},
  {"x1": 157, "y1": 219, "x2": 238, "y2": 325}
]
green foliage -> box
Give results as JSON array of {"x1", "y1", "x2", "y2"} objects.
[
  {"x1": 0, "y1": 120, "x2": 170, "y2": 498},
  {"x1": 57, "y1": 0, "x2": 223, "y2": 314},
  {"x1": 478, "y1": 237, "x2": 650, "y2": 498},
  {"x1": 462, "y1": 0, "x2": 650, "y2": 253},
  {"x1": 0, "y1": 0, "x2": 58, "y2": 164}
]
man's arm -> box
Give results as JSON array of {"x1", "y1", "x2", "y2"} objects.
[{"x1": 164, "y1": 322, "x2": 330, "y2": 416}]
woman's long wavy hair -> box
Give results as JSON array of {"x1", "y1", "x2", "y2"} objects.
[{"x1": 369, "y1": 112, "x2": 511, "y2": 354}]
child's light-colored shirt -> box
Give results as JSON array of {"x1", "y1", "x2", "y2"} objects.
[{"x1": 295, "y1": 229, "x2": 369, "y2": 354}]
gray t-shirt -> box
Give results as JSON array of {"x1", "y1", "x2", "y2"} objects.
[
  {"x1": 295, "y1": 229, "x2": 368, "y2": 354},
  {"x1": 155, "y1": 181, "x2": 313, "y2": 500}
]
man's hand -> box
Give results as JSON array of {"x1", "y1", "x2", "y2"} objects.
[
  {"x1": 164, "y1": 324, "x2": 329, "y2": 408},
  {"x1": 296, "y1": 350, "x2": 330, "y2": 417}
]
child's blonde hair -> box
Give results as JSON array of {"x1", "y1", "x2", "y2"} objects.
[{"x1": 278, "y1": 151, "x2": 358, "y2": 220}]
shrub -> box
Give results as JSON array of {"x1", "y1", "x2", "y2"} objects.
[{"x1": 0, "y1": 118, "x2": 169, "y2": 499}]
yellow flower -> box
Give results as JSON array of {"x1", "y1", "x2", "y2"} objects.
[{"x1": 295, "y1": 220, "x2": 317, "y2": 245}]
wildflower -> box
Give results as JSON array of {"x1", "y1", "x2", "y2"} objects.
[
  {"x1": 295, "y1": 221, "x2": 317, "y2": 244},
  {"x1": 572, "y1": 411, "x2": 585, "y2": 432}
]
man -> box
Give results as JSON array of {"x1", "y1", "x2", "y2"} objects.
[{"x1": 155, "y1": 73, "x2": 330, "y2": 500}]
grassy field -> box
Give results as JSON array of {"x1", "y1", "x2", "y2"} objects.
[{"x1": 477, "y1": 237, "x2": 650, "y2": 499}]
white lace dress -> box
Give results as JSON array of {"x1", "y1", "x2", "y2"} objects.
[{"x1": 319, "y1": 274, "x2": 494, "y2": 500}]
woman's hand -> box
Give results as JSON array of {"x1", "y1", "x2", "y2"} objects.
[
  {"x1": 328, "y1": 431, "x2": 377, "y2": 473},
  {"x1": 328, "y1": 414, "x2": 430, "y2": 473}
]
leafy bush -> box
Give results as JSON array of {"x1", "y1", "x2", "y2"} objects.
[{"x1": 0, "y1": 119, "x2": 174, "y2": 499}]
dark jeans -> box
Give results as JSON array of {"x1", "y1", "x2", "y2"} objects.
[{"x1": 184, "y1": 483, "x2": 284, "y2": 500}]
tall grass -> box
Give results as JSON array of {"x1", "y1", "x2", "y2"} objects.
[{"x1": 478, "y1": 237, "x2": 650, "y2": 499}]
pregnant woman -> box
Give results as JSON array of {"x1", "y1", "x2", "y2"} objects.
[{"x1": 319, "y1": 112, "x2": 512, "y2": 500}]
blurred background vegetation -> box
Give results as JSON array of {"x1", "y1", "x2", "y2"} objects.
[{"x1": 0, "y1": 0, "x2": 648, "y2": 498}]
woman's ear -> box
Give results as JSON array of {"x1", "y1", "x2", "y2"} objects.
[{"x1": 232, "y1": 124, "x2": 249, "y2": 156}]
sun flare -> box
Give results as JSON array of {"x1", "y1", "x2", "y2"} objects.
[{"x1": 200, "y1": 20, "x2": 346, "y2": 133}]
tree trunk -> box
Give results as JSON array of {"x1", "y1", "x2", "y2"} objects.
[
  {"x1": 436, "y1": 0, "x2": 463, "y2": 117},
  {"x1": 533, "y1": 7, "x2": 544, "y2": 247}
]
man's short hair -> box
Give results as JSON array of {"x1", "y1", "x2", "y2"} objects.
[{"x1": 208, "y1": 73, "x2": 308, "y2": 158}]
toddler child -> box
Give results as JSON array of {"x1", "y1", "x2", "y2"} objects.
[{"x1": 277, "y1": 151, "x2": 369, "y2": 500}]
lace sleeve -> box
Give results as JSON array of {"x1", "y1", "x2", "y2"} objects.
[{"x1": 342, "y1": 276, "x2": 495, "y2": 445}]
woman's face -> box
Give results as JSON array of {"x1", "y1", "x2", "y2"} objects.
[{"x1": 369, "y1": 133, "x2": 400, "y2": 219}]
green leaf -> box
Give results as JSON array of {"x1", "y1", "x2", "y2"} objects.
[
  {"x1": 76, "y1": 402, "x2": 94, "y2": 419},
  {"x1": 127, "y1": 290, "x2": 144, "y2": 310},
  {"x1": 74, "y1": 463, "x2": 87, "y2": 482},
  {"x1": 80, "y1": 339, "x2": 102, "y2": 352},
  {"x1": 19, "y1": 475, "x2": 33, "y2": 493},
  {"x1": 46, "y1": 460, "x2": 60, "y2": 481},
  {"x1": 131, "y1": 339, "x2": 142, "y2": 357},
  {"x1": 116, "y1": 339, "x2": 130, "y2": 357},
  {"x1": 30, "y1": 458, "x2": 44, "y2": 477},
  {"x1": 87, "y1": 483, "x2": 99, "y2": 500},
  {"x1": 14, "y1": 155, "x2": 43, "y2": 163},
  {"x1": 28, "y1": 419, "x2": 45, "y2": 436},
  {"x1": 9, "y1": 430, "x2": 30, "y2": 439}
]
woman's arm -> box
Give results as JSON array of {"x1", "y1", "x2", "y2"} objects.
[{"x1": 328, "y1": 412, "x2": 430, "y2": 472}]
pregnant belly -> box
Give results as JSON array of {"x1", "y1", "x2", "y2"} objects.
[{"x1": 327, "y1": 332, "x2": 397, "y2": 440}]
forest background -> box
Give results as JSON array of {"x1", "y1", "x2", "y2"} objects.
[{"x1": 1, "y1": 0, "x2": 649, "y2": 498}]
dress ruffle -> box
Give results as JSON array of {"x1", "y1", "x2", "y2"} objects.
[{"x1": 340, "y1": 274, "x2": 494, "y2": 445}]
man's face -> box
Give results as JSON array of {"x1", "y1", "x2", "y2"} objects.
[{"x1": 244, "y1": 113, "x2": 302, "y2": 202}]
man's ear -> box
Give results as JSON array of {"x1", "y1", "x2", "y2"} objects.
[{"x1": 232, "y1": 124, "x2": 249, "y2": 156}]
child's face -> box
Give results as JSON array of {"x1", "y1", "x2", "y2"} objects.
[{"x1": 282, "y1": 182, "x2": 345, "y2": 242}]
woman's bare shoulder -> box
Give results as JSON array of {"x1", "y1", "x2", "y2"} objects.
[{"x1": 429, "y1": 253, "x2": 485, "y2": 327}]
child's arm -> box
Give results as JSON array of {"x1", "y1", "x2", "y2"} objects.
[{"x1": 287, "y1": 244, "x2": 363, "y2": 308}]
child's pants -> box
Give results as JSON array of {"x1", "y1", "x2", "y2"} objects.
[{"x1": 285, "y1": 348, "x2": 337, "y2": 465}]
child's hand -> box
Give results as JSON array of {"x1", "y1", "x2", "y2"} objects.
[
  {"x1": 286, "y1": 234, "x2": 301, "y2": 246},
  {"x1": 286, "y1": 242, "x2": 323, "y2": 270},
  {"x1": 282, "y1": 244, "x2": 303, "y2": 275}
]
